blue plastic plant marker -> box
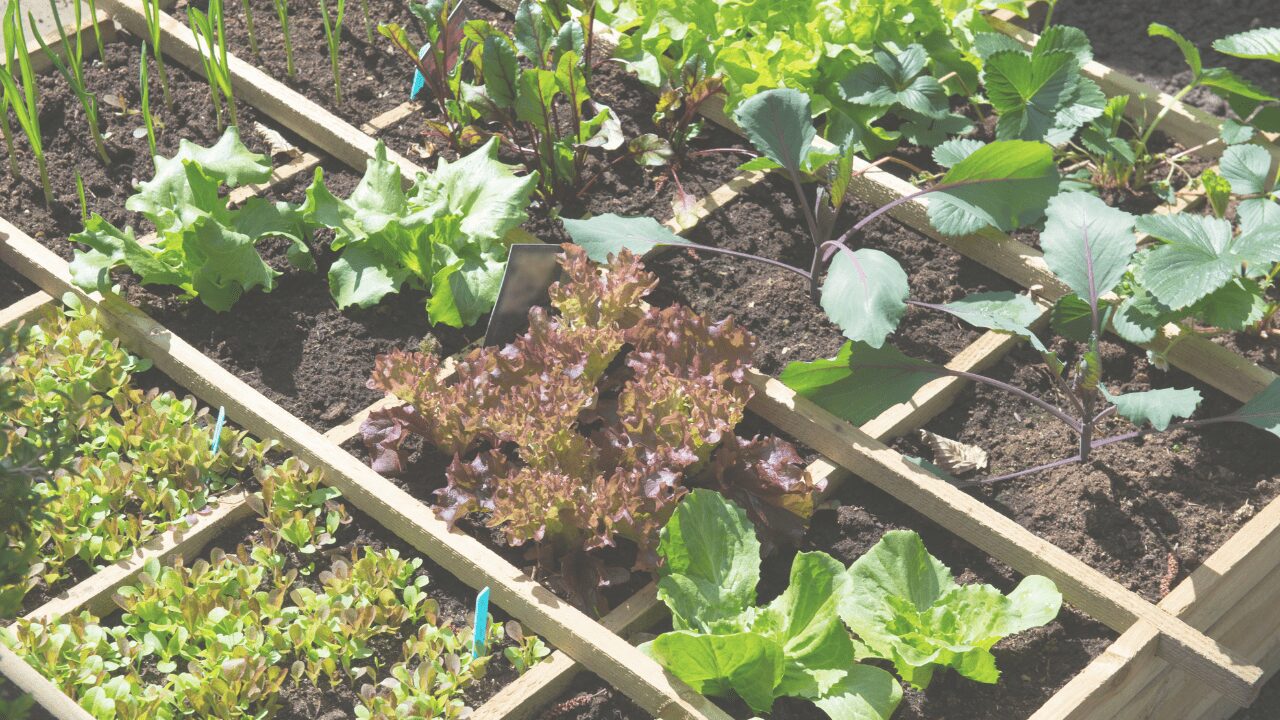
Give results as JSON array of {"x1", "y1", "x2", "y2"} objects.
[
  {"x1": 410, "y1": 42, "x2": 430, "y2": 99},
  {"x1": 473, "y1": 586, "x2": 491, "y2": 653},
  {"x1": 210, "y1": 406, "x2": 226, "y2": 454}
]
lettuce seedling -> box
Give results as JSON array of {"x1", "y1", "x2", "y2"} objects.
[
  {"x1": 841, "y1": 531, "x2": 1061, "y2": 689},
  {"x1": 645, "y1": 489, "x2": 902, "y2": 719},
  {"x1": 3, "y1": 307, "x2": 269, "y2": 603},
  {"x1": 69, "y1": 127, "x2": 313, "y2": 312},
  {"x1": 300, "y1": 138, "x2": 536, "y2": 327},
  {"x1": 362, "y1": 245, "x2": 820, "y2": 612},
  {"x1": 566, "y1": 87, "x2": 1280, "y2": 485}
]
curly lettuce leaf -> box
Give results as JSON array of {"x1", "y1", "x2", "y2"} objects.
[
  {"x1": 840, "y1": 530, "x2": 1062, "y2": 689},
  {"x1": 303, "y1": 137, "x2": 535, "y2": 326},
  {"x1": 647, "y1": 491, "x2": 900, "y2": 719},
  {"x1": 69, "y1": 128, "x2": 309, "y2": 312}
]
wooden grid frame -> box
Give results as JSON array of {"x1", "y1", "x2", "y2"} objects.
[{"x1": 0, "y1": 1, "x2": 1276, "y2": 718}]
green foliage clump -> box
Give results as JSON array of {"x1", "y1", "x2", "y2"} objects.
[
  {"x1": 69, "y1": 128, "x2": 313, "y2": 312},
  {"x1": 1, "y1": 306, "x2": 266, "y2": 611},
  {"x1": 646, "y1": 491, "x2": 1062, "y2": 718},
  {"x1": 3, "y1": 461, "x2": 539, "y2": 719}
]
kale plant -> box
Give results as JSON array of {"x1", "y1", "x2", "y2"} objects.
[
  {"x1": 69, "y1": 128, "x2": 313, "y2": 312},
  {"x1": 645, "y1": 490, "x2": 1060, "y2": 717},
  {"x1": 566, "y1": 88, "x2": 1280, "y2": 485},
  {"x1": 361, "y1": 245, "x2": 821, "y2": 613}
]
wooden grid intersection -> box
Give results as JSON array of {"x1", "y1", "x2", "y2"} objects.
[{"x1": 1, "y1": 1, "x2": 1278, "y2": 718}]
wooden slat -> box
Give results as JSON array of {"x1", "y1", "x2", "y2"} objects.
[
  {"x1": 0, "y1": 291, "x2": 53, "y2": 330},
  {"x1": 0, "y1": 646, "x2": 93, "y2": 720},
  {"x1": 743, "y1": 368, "x2": 1263, "y2": 706},
  {"x1": 22, "y1": 491, "x2": 252, "y2": 622},
  {"x1": 1031, "y1": 489, "x2": 1280, "y2": 718},
  {"x1": 0, "y1": 219, "x2": 730, "y2": 720}
]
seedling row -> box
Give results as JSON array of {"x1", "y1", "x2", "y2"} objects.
[{"x1": 1, "y1": 0, "x2": 1279, "y2": 718}]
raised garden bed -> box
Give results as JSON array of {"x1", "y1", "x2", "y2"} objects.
[{"x1": 2, "y1": 0, "x2": 1279, "y2": 719}]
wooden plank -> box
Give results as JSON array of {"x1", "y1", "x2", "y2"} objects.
[
  {"x1": 0, "y1": 218, "x2": 730, "y2": 720},
  {"x1": 1030, "y1": 492, "x2": 1280, "y2": 719},
  {"x1": 0, "y1": 291, "x2": 53, "y2": 331},
  {"x1": 742, "y1": 368, "x2": 1263, "y2": 706},
  {"x1": 7, "y1": 5, "x2": 116, "y2": 75},
  {"x1": 473, "y1": 584, "x2": 665, "y2": 720},
  {"x1": 0, "y1": 646, "x2": 93, "y2": 720}
]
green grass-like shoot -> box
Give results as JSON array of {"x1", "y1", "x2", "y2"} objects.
[
  {"x1": 188, "y1": 0, "x2": 238, "y2": 131},
  {"x1": 0, "y1": 4, "x2": 52, "y2": 206},
  {"x1": 32, "y1": 0, "x2": 111, "y2": 165},
  {"x1": 317, "y1": 0, "x2": 346, "y2": 103},
  {"x1": 141, "y1": 0, "x2": 172, "y2": 109},
  {"x1": 74, "y1": 171, "x2": 88, "y2": 224},
  {"x1": 272, "y1": 0, "x2": 295, "y2": 78},
  {"x1": 139, "y1": 42, "x2": 157, "y2": 158},
  {"x1": 241, "y1": 0, "x2": 261, "y2": 58}
]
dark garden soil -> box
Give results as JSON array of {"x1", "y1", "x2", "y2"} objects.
[
  {"x1": 375, "y1": 58, "x2": 750, "y2": 242},
  {"x1": 106, "y1": 500, "x2": 525, "y2": 720},
  {"x1": 1029, "y1": 0, "x2": 1276, "y2": 117},
  {"x1": 895, "y1": 337, "x2": 1280, "y2": 603},
  {"x1": 0, "y1": 36, "x2": 291, "y2": 260},
  {"x1": 646, "y1": 171, "x2": 1022, "y2": 375},
  {"x1": 0, "y1": 262, "x2": 37, "y2": 309},
  {"x1": 116, "y1": 162, "x2": 482, "y2": 431},
  {"x1": 177, "y1": 0, "x2": 512, "y2": 127},
  {"x1": 537, "y1": 422, "x2": 1116, "y2": 720}
]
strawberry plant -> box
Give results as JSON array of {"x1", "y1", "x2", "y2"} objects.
[
  {"x1": 645, "y1": 490, "x2": 1061, "y2": 717},
  {"x1": 567, "y1": 88, "x2": 1280, "y2": 485},
  {"x1": 361, "y1": 245, "x2": 821, "y2": 613},
  {"x1": 1061, "y1": 23, "x2": 1277, "y2": 198},
  {"x1": 380, "y1": 0, "x2": 623, "y2": 201},
  {"x1": 300, "y1": 139, "x2": 537, "y2": 327},
  {"x1": 2, "y1": 460, "x2": 538, "y2": 719},
  {"x1": 1116, "y1": 145, "x2": 1280, "y2": 348},
  {"x1": 69, "y1": 127, "x2": 313, "y2": 312}
]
